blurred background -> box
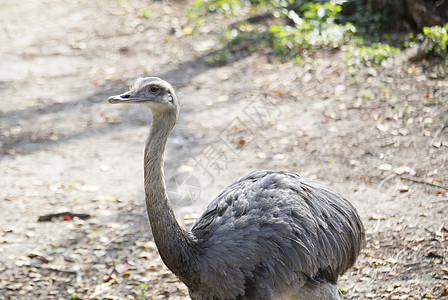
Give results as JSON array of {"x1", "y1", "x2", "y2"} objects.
[{"x1": 0, "y1": 0, "x2": 447, "y2": 299}]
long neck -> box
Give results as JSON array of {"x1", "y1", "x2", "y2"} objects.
[{"x1": 144, "y1": 112, "x2": 198, "y2": 283}]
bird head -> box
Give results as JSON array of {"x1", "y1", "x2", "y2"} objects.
[{"x1": 108, "y1": 77, "x2": 179, "y2": 116}]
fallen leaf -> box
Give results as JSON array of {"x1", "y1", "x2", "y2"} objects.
[
  {"x1": 423, "y1": 117, "x2": 433, "y2": 126},
  {"x1": 278, "y1": 138, "x2": 289, "y2": 145},
  {"x1": 100, "y1": 165, "x2": 110, "y2": 172},
  {"x1": 28, "y1": 250, "x2": 52, "y2": 263},
  {"x1": 107, "y1": 222, "x2": 121, "y2": 228},
  {"x1": 274, "y1": 90, "x2": 285, "y2": 97},
  {"x1": 335, "y1": 84, "x2": 346, "y2": 92},
  {"x1": 143, "y1": 241, "x2": 157, "y2": 251},
  {"x1": 6, "y1": 283, "x2": 22, "y2": 290},
  {"x1": 115, "y1": 263, "x2": 129, "y2": 274},
  {"x1": 376, "y1": 123, "x2": 389, "y2": 132},
  {"x1": 217, "y1": 95, "x2": 229, "y2": 102},
  {"x1": 256, "y1": 152, "x2": 266, "y2": 159},
  {"x1": 433, "y1": 141, "x2": 441, "y2": 148},
  {"x1": 237, "y1": 139, "x2": 246, "y2": 148},
  {"x1": 398, "y1": 185, "x2": 410, "y2": 192},
  {"x1": 386, "y1": 257, "x2": 398, "y2": 264},
  {"x1": 183, "y1": 27, "x2": 193, "y2": 35},
  {"x1": 378, "y1": 164, "x2": 392, "y2": 171},
  {"x1": 393, "y1": 166, "x2": 416, "y2": 175},
  {"x1": 441, "y1": 267, "x2": 448, "y2": 275},
  {"x1": 398, "y1": 128, "x2": 409, "y2": 136},
  {"x1": 93, "y1": 250, "x2": 107, "y2": 257},
  {"x1": 273, "y1": 154, "x2": 285, "y2": 160}
]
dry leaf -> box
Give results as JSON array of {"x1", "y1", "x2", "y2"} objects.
[
  {"x1": 378, "y1": 164, "x2": 392, "y2": 171},
  {"x1": 441, "y1": 267, "x2": 448, "y2": 275},
  {"x1": 393, "y1": 166, "x2": 416, "y2": 175},
  {"x1": 398, "y1": 185, "x2": 410, "y2": 192},
  {"x1": 183, "y1": 27, "x2": 193, "y2": 35},
  {"x1": 376, "y1": 123, "x2": 389, "y2": 132},
  {"x1": 115, "y1": 263, "x2": 129, "y2": 274},
  {"x1": 274, "y1": 90, "x2": 285, "y2": 97}
]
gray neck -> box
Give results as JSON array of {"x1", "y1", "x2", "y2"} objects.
[{"x1": 144, "y1": 111, "x2": 199, "y2": 283}]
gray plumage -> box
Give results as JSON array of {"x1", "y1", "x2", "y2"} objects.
[{"x1": 109, "y1": 77, "x2": 365, "y2": 300}]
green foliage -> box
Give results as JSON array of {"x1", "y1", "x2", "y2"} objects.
[
  {"x1": 405, "y1": 23, "x2": 448, "y2": 62},
  {"x1": 403, "y1": 32, "x2": 417, "y2": 49},
  {"x1": 189, "y1": 0, "x2": 248, "y2": 19},
  {"x1": 345, "y1": 42, "x2": 400, "y2": 72},
  {"x1": 141, "y1": 7, "x2": 151, "y2": 18},
  {"x1": 422, "y1": 24, "x2": 448, "y2": 58},
  {"x1": 267, "y1": 21, "x2": 353, "y2": 59},
  {"x1": 136, "y1": 283, "x2": 149, "y2": 300},
  {"x1": 207, "y1": 48, "x2": 231, "y2": 65},
  {"x1": 273, "y1": 1, "x2": 354, "y2": 50},
  {"x1": 212, "y1": 1, "x2": 356, "y2": 61},
  {"x1": 190, "y1": 0, "x2": 409, "y2": 68}
]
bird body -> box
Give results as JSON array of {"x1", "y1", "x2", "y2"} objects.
[
  {"x1": 109, "y1": 77, "x2": 365, "y2": 300},
  {"x1": 189, "y1": 170, "x2": 362, "y2": 299}
]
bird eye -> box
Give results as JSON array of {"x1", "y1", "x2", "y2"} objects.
[{"x1": 149, "y1": 85, "x2": 160, "y2": 94}]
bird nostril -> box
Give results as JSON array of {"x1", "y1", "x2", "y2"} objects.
[{"x1": 122, "y1": 94, "x2": 130, "y2": 99}]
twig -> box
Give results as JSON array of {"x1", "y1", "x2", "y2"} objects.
[
  {"x1": 40, "y1": 277, "x2": 52, "y2": 299},
  {"x1": 404, "y1": 262, "x2": 420, "y2": 267},
  {"x1": 378, "y1": 173, "x2": 397, "y2": 190},
  {"x1": 30, "y1": 264, "x2": 78, "y2": 276},
  {"x1": 429, "y1": 124, "x2": 446, "y2": 146},
  {"x1": 371, "y1": 218, "x2": 381, "y2": 234},
  {"x1": 399, "y1": 176, "x2": 448, "y2": 190},
  {"x1": 430, "y1": 198, "x2": 448, "y2": 203}
]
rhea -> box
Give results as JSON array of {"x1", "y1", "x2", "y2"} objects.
[{"x1": 108, "y1": 77, "x2": 365, "y2": 299}]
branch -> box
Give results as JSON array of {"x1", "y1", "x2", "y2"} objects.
[{"x1": 399, "y1": 176, "x2": 448, "y2": 190}]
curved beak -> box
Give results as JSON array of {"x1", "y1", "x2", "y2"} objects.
[{"x1": 108, "y1": 92, "x2": 146, "y2": 104}]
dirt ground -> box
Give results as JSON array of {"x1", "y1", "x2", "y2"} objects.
[{"x1": 1, "y1": 0, "x2": 447, "y2": 299}]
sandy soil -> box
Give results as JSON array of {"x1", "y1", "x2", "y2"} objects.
[{"x1": 0, "y1": 0, "x2": 447, "y2": 299}]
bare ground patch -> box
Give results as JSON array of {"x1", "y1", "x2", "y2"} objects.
[{"x1": 0, "y1": 0, "x2": 447, "y2": 299}]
